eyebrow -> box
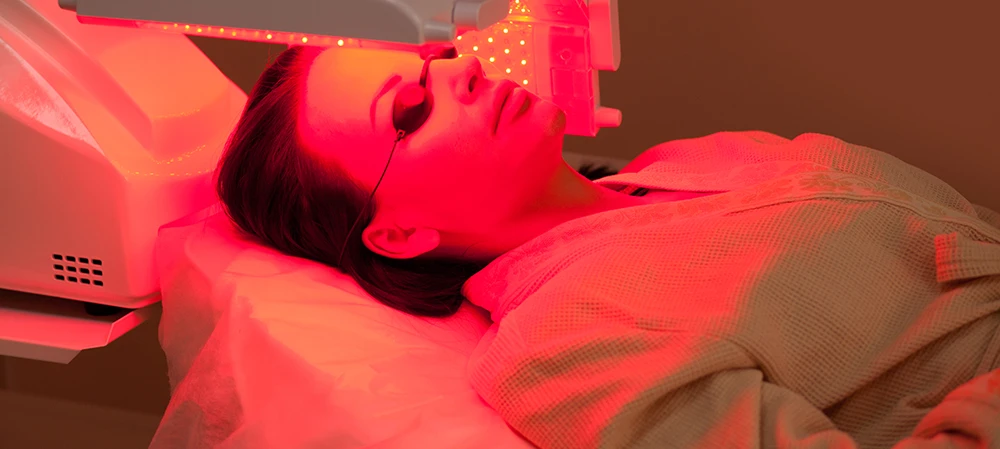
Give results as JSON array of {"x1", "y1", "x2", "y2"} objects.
[{"x1": 370, "y1": 74, "x2": 403, "y2": 129}]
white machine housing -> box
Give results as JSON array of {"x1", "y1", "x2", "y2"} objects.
[
  {"x1": 0, "y1": 0, "x2": 247, "y2": 362},
  {"x1": 0, "y1": 0, "x2": 621, "y2": 362},
  {"x1": 57, "y1": 0, "x2": 513, "y2": 45}
]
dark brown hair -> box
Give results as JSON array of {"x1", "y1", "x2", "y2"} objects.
[
  {"x1": 576, "y1": 163, "x2": 619, "y2": 180},
  {"x1": 215, "y1": 46, "x2": 486, "y2": 317}
]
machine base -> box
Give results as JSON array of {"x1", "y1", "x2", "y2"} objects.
[{"x1": 0, "y1": 289, "x2": 159, "y2": 364}]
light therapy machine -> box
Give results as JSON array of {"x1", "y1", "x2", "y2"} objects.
[{"x1": 0, "y1": 0, "x2": 621, "y2": 363}]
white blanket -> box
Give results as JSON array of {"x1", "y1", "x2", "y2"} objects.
[
  {"x1": 464, "y1": 132, "x2": 1000, "y2": 449},
  {"x1": 150, "y1": 211, "x2": 533, "y2": 449}
]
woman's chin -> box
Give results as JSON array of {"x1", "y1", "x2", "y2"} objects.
[
  {"x1": 525, "y1": 100, "x2": 566, "y2": 138},
  {"x1": 551, "y1": 109, "x2": 567, "y2": 133}
]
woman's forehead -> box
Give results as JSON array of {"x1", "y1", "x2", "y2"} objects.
[
  {"x1": 310, "y1": 47, "x2": 421, "y2": 85},
  {"x1": 304, "y1": 49, "x2": 422, "y2": 120},
  {"x1": 301, "y1": 50, "x2": 413, "y2": 133},
  {"x1": 298, "y1": 48, "x2": 419, "y2": 174}
]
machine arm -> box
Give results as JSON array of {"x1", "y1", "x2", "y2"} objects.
[{"x1": 56, "y1": 0, "x2": 511, "y2": 45}]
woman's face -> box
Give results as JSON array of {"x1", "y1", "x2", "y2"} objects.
[{"x1": 299, "y1": 48, "x2": 567, "y2": 258}]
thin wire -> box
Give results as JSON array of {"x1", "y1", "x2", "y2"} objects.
[
  {"x1": 335, "y1": 53, "x2": 443, "y2": 267},
  {"x1": 337, "y1": 130, "x2": 406, "y2": 266}
]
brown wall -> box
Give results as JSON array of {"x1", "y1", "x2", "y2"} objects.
[
  {"x1": 1, "y1": 1, "x2": 996, "y2": 447},
  {"x1": 566, "y1": 0, "x2": 999, "y2": 211}
]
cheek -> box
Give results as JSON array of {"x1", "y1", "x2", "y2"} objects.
[
  {"x1": 388, "y1": 110, "x2": 525, "y2": 226},
  {"x1": 409, "y1": 105, "x2": 483, "y2": 147},
  {"x1": 410, "y1": 110, "x2": 494, "y2": 166},
  {"x1": 408, "y1": 159, "x2": 514, "y2": 229}
]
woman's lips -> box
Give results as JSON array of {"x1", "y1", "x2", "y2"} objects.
[{"x1": 496, "y1": 86, "x2": 532, "y2": 133}]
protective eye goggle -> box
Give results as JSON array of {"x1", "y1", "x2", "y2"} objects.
[{"x1": 391, "y1": 44, "x2": 459, "y2": 138}]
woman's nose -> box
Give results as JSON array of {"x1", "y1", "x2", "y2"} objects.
[
  {"x1": 462, "y1": 55, "x2": 484, "y2": 74},
  {"x1": 456, "y1": 55, "x2": 503, "y2": 79}
]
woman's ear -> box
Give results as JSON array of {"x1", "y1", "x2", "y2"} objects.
[{"x1": 361, "y1": 222, "x2": 441, "y2": 259}]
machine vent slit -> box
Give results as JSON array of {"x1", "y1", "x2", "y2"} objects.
[{"x1": 51, "y1": 254, "x2": 104, "y2": 286}]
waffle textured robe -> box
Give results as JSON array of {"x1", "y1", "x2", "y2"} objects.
[{"x1": 464, "y1": 132, "x2": 1000, "y2": 449}]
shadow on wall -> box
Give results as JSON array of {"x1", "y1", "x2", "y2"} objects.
[
  {"x1": 196, "y1": 1, "x2": 999, "y2": 210},
  {"x1": 573, "y1": 1, "x2": 999, "y2": 210}
]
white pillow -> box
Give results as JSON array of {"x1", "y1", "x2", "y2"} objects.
[{"x1": 151, "y1": 208, "x2": 533, "y2": 449}]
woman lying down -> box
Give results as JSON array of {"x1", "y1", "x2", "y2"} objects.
[{"x1": 216, "y1": 45, "x2": 1000, "y2": 448}]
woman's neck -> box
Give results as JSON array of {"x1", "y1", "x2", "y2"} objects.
[
  {"x1": 440, "y1": 163, "x2": 650, "y2": 260},
  {"x1": 527, "y1": 162, "x2": 651, "y2": 219}
]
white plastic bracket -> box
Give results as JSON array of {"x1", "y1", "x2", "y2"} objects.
[{"x1": 588, "y1": 0, "x2": 621, "y2": 71}]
